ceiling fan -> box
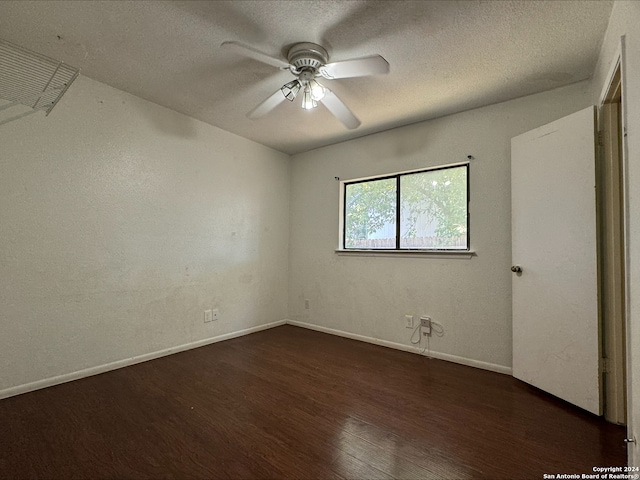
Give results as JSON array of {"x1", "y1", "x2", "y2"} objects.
[{"x1": 221, "y1": 41, "x2": 389, "y2": 129}]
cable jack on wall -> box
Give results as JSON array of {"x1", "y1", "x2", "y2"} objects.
[
  {"x1": 420, "y1": 316, "x2": 432, "y2": 336},
  {"x1": 410, "y1": 315, "x2": 444, "y2": 356}
]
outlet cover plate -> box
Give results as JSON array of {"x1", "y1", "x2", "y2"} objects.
[{"x1": 405, "y1": 315, "x2": 414, "y2": 328}]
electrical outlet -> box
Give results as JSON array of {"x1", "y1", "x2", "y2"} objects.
[
  {"x1": 304, "y1": 299, "x2": 310, "y2": 310},
  {"x1": 204, "y1": 309, "x2": 213, "y2": 323},
  {"x1": 212, "y1": 309, "x2": 219, "y2": 321},
  {"x1": 405, "y1": 315, "x2": 414, "y2": 328}
]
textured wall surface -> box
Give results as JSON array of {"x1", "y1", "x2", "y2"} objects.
[
  {"x1": 0, "y1": 76, "x2": 290, "y2": 394},
  {"x1": 288, "y1": 81, "x2": 591, "y2": 371}
]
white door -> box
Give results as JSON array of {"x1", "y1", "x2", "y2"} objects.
[{"x1": 511, "y1": 106, "x2": 601, "y2": 415}]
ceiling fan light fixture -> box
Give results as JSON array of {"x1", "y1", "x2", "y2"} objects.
[
  {"x1": 281, "y1": 79, "x2": 301, "y2": 101},
  {"x1": 223, "y1": 40, "x2": 389, "y2": 129},
  {"x1": 308, "y1": 79, "x2": 326, "y2": 101},
  {"x1": 301, "y1": 86, "x2": 318, "y2": 110}
]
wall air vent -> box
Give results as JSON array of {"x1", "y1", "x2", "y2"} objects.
[{"x1": 0, "y1": 39, "x2": 79, "y2": 127}]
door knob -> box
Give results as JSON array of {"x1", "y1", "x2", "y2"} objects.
[{"x1": 511, "y1": 265, "x2": 523, "y2": 273}]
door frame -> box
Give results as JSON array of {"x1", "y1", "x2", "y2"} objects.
[
  {"x1": 597, "y1": 39, "x2": 631, "y2": 429},
  {"x1": 598, "y1": 67, "x2": 626, "y2": 424}
]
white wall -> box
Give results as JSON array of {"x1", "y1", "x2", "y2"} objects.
[
  {"x1": 288, "y1": 82, "x2": 591, "y2": 372},
  {"x1": 0, "y1": 76, "x2": 290, "y2": 396},
  {"x1": 591, "y1": 0, "x2": 640, "y2": 466}
]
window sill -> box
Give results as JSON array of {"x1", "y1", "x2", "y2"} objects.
[{"x1": 334, "y1": 249, "x2": 476, "y2": 259}]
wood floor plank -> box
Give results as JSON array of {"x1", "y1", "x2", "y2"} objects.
[{"x1": 0, "y1": 325, "x2": 627, "y2": 479}]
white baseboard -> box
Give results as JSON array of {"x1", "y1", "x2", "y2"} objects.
[
  {"x1": 1, "y1": 318, "x2": 511, "y2": 401},
  {"x1": 0, "y1": 319, "x2": 286, "y2": 401},
  {"x1": 285, "y1": 319, "x2": 512, "y2": 375}
]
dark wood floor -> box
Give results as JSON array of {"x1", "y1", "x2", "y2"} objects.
[{"x1": 0, "y1": 325, "x2": 627, "y2": 479}]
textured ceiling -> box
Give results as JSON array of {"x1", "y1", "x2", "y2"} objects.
[{"x1": 0, "y1": 0, "x2": 613, "y2": 154}]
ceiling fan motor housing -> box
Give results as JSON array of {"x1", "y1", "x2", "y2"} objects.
[{"x1": 287, "y1": 42, "x2": 328, "y2": 72}]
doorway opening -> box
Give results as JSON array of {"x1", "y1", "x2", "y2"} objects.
[{"x1": 597, "y1": 61, "x2": 627, "y2": 425}]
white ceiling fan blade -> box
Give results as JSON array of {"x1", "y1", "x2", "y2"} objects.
[
  {"x1": 248, "y1": 90, "x2": 286, "y2": 119},
  {"x1": 319, "y1": 55, "x2": 389, "y2": 79},
  {"x1": 221, "y1": 41, "x2": 290, "y2": 69},
  {"x1": 320, "y1": 90, "x2": 361, "y2": 129}
]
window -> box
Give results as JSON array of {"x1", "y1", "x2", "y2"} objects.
[{"x1": 342, "y1": 163, "x2": 469, "y2": 251}]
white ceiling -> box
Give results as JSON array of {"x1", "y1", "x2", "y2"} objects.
[{"x1": 0, "y1": 0, "x2": 613, "y2": 155}]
